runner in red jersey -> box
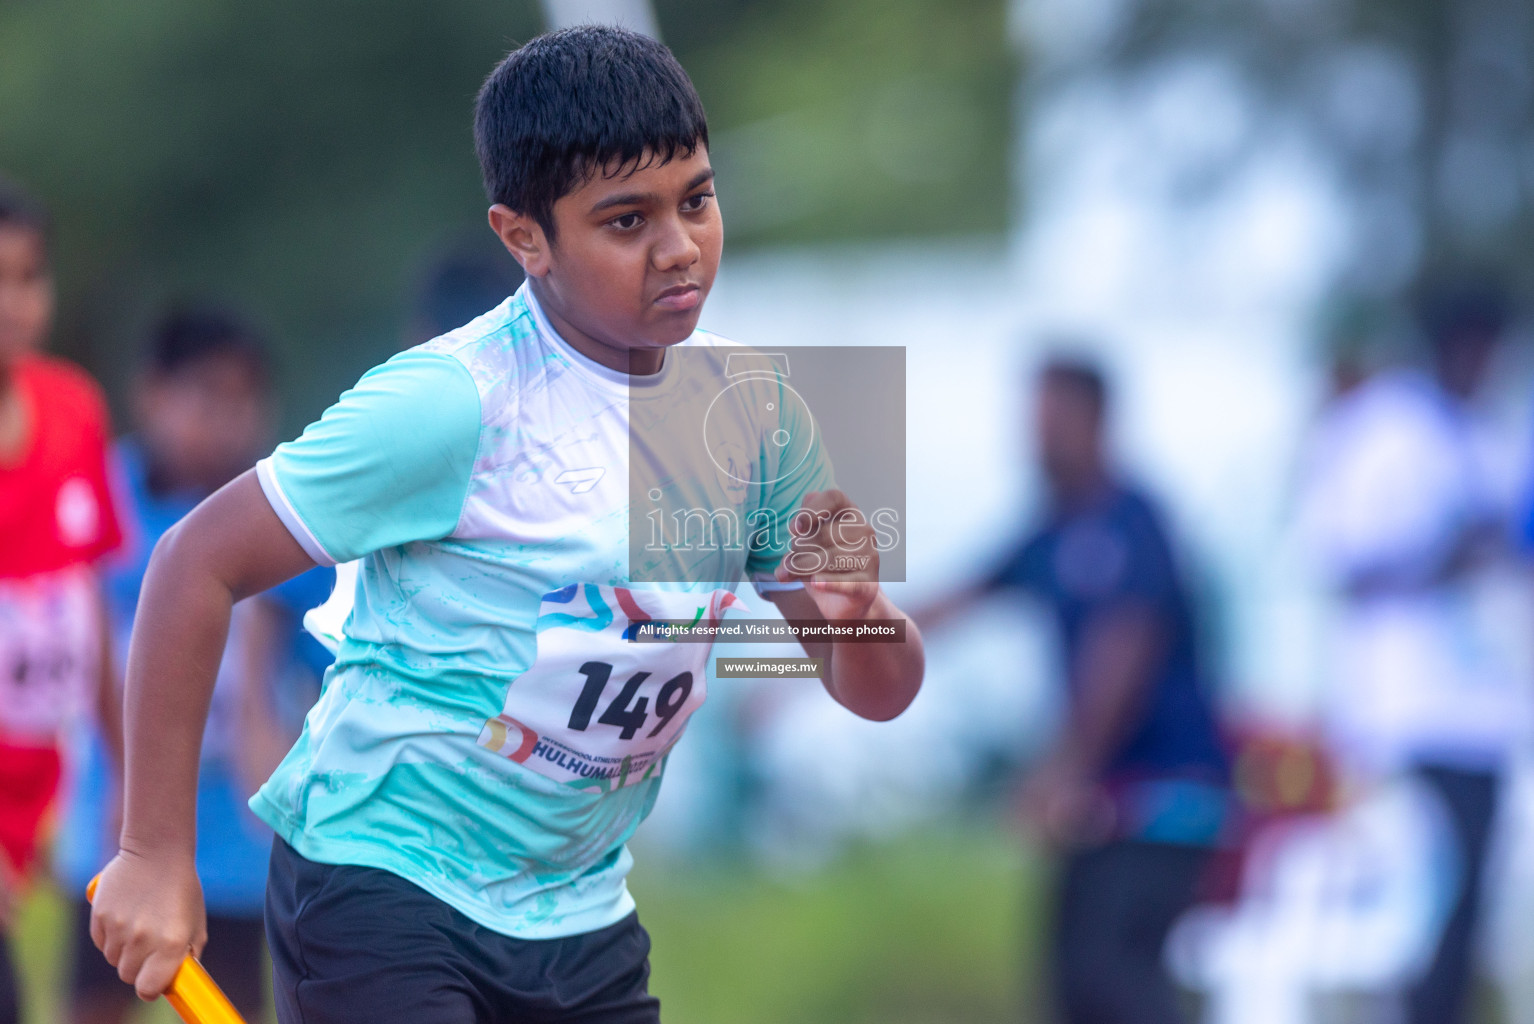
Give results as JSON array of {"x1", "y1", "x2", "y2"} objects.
[{"x1": 0, "y1": 178, "x2": 121, "y2": 1024}]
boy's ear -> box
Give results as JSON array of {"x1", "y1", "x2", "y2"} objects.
[{"x1": 488, "y1": 205, "x2": 551, "y2": 278}]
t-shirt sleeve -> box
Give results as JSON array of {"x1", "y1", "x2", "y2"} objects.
[
  {"x1": 744, "y1": 375, "x2": 837, "y2": 580},
  {"x1": 256, "y1": 351, "x2": 482, "y2": 566}
]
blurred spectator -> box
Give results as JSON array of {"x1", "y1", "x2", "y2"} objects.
[
  {"x1": 917, "y1": 355, "x2": 1231, "y2": 1024},
  {"x1": 54, "y1": 306, "x2": 333, "y2": 1024},
  {"x1": 1313, "y1": 296, "x2": 1406, "y2": 402},
  {"x1": 405, "y1": 233, "x2": 525, "y2": 348},
  {"x1": 1297, "y1": 280, "x2": 1525, "y2": 1024},
  {"x1": 0, "y1": 178, "x2": 123, "y2": 1024}
]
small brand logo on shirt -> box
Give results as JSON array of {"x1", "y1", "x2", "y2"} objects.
[
  {"x1": 555, "y1": 467, "x2": 605, "y2": 494},
  {"x1": 55, "y1": 476, "x2": 100, "y2": 548}
]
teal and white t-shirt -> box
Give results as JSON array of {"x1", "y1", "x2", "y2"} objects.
[{"x1": 250, "y1": 284, "x2": 832, "y2": 938}]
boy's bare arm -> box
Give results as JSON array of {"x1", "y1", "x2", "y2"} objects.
[
  {"x1": 765, "y1": 586, "x2": 923, "y2": 722},
  {"x1": 90, "y1": 469, "x2": 315, "y2": 1000},
  {"x1": 765, "y1": 490, "x2": 924, "y2": 722}
]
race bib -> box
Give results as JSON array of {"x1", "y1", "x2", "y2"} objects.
[
  {"x1": 0, "y1": 566, "x2": 99, "y2": 742},
  {"x1": 478, "y1": 583, "x2": 742, "y2": 792}
]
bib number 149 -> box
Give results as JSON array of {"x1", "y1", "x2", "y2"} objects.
[{"x1": 568, "y1": 661, "x2": 694, "y2": 740}]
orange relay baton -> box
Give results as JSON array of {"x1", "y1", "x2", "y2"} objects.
[{"x1": 86, "y1": 874, "x2": 249, "y2": 1024}]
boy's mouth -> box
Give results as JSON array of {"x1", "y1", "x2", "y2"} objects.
[{"x1": 654, "y1": 283, "x2": 701, "y2": 313}]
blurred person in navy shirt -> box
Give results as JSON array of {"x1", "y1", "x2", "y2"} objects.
[
  {"x1": 920, "y1": 355, "x2": 1229, "y2": 1024},
  {"x1": 56, "y1": 307, "x2": 332, "y2": 1024}
]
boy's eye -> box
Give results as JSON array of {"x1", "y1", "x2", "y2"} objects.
[
  {"x1": 682, "y1": 191, "x2": 715, "y2": 212},
  {"x1": 610, "y1": 213, "x2": 643, "y2": 231}
]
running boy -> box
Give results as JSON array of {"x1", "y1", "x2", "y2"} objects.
[
  {"x1": 92, "y1": 27, "x2": 924, "y2": 1023},
  {"x1": 0, "y1": 179, "x2": 123, "y2": 1024}
]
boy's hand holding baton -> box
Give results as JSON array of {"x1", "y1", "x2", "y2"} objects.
[{"x1": 87, "y1": 869, "x2": 247, "y2": 1024}]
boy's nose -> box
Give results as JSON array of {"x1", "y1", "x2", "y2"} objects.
[{"x1": 650, "y1": 219, "x2": 700, "y2": 272}]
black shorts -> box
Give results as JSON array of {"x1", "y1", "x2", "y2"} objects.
[
  {"x1": 67, "y1": 897, "x2": 269, "y2": 1018},
  {"x1": 265, "y1": 837, "x2": 661, "y2": 1024}
]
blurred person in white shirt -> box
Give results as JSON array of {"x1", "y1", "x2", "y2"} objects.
[{"x1": 1298, "y1": 281, "x2": 1528, "y2": 1024}]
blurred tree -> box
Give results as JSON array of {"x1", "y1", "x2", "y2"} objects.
[
  {"x1": 1012, "y1": 0, "x2": 1534, "y2": 305},
  {"x1": 662, "y1": 0, "x2": 1014, "y2": 243},
  {"x1": 0, "y1": 0, "x2": 1013, "y2": 426},
  {"x1": 1, "y1": 0, "x2": 544, "y2": 424}
]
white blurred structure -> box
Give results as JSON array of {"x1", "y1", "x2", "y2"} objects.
[
  {"x1": 641, "y1": 242, "x2": 1057, "y2": 864},
  {"x1": 1167, "y1": 779, "x2": 1458, "y2": 1024},
  {"x1": 539, "y1": 0, "x2": 659, "y2": 38},
  {"x1": 648, "y1": 0, "x2": 1353, "y2": 862},
  {"x1": 1000, "y1": 2, "x2": 1534, "y2": 1021}
]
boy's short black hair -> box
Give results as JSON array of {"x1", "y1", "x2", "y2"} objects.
[
  {"x1": 474, "y1": 26, "x2": 709, "y2": 243},
  {"x1": 1039, "y1": 355, "x2": 1109, "y2": 421},
  {"x1": 0, "y1": 176, "x2": 52, "y2": 255},
  {"x1": 148, "y1": 305, "x2": 272, "y2": 387}
]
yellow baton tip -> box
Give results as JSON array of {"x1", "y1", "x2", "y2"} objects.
[{"x1": 167, "y1": 958, "x2": 249, "y2": 1024}]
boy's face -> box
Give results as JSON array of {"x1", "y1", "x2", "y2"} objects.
[
  {"x1": 1034, "y1": 377, "x2": 1103, "y2": 494},
  {"x1": 135, "y1": 351, "x2": 270, "y2": 493},
  {"x1": 0, "y1": 225, "x2": 54, "y2": 371},
  {"x1": 491, "y1": 146, "x2": 722, "y2": 372}
]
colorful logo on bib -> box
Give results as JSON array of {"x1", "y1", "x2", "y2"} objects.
[{"x1": 478, "y1": 714, "x2": 540, "y2": 763}]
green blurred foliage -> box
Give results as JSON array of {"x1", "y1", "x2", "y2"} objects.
[
  {"x1": 12, "y1": 880, "x2": 191, "y2": 1023},
  {"x1": 0, "y1": 0, "x2": 1013, "y2": 429},
  {"x1": 1, "y1": 0, "x2": 543, "y2": 427},
  {"x1": 634, "y1": 827, "x2": 1039, "y2": 1024},
  {"x1": 666, "y1": 0, "x2": 1015, "y2": 244}
]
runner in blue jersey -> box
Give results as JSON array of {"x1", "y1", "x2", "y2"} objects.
[
  {"x1": 58, "y1": 308, "x2": 332, "y2": 1024},
  {"x1": 90, "y1": 27, "x2": 924, "y2": 1023}
]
